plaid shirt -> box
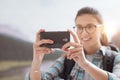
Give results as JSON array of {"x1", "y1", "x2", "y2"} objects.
[{"x1": 25, "y1": 46, "x2": 120, "y2": 80}]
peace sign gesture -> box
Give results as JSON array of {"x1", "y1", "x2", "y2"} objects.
[{"x1": 62, "y1": 29, "x2": 88, "y2": 68}]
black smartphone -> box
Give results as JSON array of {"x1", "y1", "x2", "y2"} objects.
[{"x1": 40, "y1": 31, "x2": 70, "y2": 48}]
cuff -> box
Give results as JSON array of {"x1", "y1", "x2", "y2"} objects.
[
  {"x1": 25, "y1": 72, "x2": 30, "y2": 80},
  {"x1": 107, "y1": 72, "x2": 120, "y2": 80}
]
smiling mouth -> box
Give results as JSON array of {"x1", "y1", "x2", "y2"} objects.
[{"x1": 82, "y1": 37, "x2": 91, "y2": 42}]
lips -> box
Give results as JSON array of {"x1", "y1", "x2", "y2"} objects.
[{"x1": 81, "y1": 37, "x2": 91, "y2": 42}]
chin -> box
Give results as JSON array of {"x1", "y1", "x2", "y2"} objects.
[{"x1": 82, "y1": 41, "x2": 91, "y2": 47}]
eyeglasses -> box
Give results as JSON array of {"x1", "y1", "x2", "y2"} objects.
[{"x1": 73, "y1": 24, "x2": 101, "y2": 34}]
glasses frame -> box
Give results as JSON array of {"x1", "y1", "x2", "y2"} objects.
[{"x1": 73, "y1": 24, "x2": 101, "y2": 34}]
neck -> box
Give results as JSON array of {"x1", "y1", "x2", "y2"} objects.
[{"x1": 84, "y1": 43, "x2": 102, "y2": 55}]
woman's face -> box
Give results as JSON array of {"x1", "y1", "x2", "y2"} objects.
[{"x1": 75, "y1": 14, "x2": 102, "y2": 48}]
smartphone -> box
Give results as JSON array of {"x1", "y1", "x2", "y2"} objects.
[{"x1": 40, "y1": 31, "x2": 70, "y2": 48}]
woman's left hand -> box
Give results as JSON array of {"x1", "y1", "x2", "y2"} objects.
[{"x1": 62, "y1": 29, "x2": 88, "y2": 68}]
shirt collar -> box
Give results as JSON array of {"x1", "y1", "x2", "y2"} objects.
[{"x1": 99, "y1": 46, "x2": 108, "y2": 56}]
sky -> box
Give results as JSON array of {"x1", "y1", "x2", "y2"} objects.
[{"x1": 0, "y1": 0, "x2": 120, "y2": 42}]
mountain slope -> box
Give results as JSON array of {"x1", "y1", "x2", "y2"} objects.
[
  {"x1": 0, "y1": 34, "x2": 62, "y2": 60},
  {"x1": 0, "y1": 34, "x2": 33, "y2": 60}
]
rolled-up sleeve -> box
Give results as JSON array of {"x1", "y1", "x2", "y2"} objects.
[
  {"x1": 41, "y1": 57, "x2": 64, "y2": 80},
  {"x1": 25, "y1": 57, "x2": 64, "y2": 80},
  {"x1": 25, "y1": 72, "x2": 30, "y2": 80},
  {"x1": 107, "y1": 54, "x2": 120, "y2": 80}
]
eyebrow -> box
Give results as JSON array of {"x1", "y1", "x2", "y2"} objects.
[
  {"x1": 76, "y1": 24, "x2": 82, "y2": 26},
  {"x1": 76, "y1": 23, "x2": 101, "y2": 26}
]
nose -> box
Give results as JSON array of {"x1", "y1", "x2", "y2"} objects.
[{"x1": 81, "y1": 28, "x2": 88, "y2": 34}]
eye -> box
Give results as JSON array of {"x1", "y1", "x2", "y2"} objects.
[
  {"x1": 86, "y1": 24, "x2": 95, "y2": 29},
  {"x1": 77, "y1": 25, "x2": 83, "y2": 30}
]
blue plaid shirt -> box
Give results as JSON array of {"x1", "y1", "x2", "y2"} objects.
[{"x1": 25, "y1": 46, "x2": 120, "y2": 80}]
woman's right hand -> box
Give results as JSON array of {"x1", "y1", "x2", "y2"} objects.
[{"x1": 31, "y1": 29, "x2": 55, "y2": 70}]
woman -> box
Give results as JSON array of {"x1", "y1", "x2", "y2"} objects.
[{"x1": 25, "y1": 7, "x2": 120, "y2": 80}]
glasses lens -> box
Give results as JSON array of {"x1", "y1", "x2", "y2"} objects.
[
  {"x1": 73, "y1": 24, "x2": 97, "y2": 34},
  {"x1": 86, "y1": 24, "x2": 96, "y2": 33},
  {"x1": 73, "y1": 25, "x2": 83, "y2": 33}
]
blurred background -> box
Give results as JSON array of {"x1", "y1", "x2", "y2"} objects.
[{"x1": 0, "y1": 0, "x2": 120, "y2": 80}]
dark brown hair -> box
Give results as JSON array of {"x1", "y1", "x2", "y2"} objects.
[{"x1": 75, "y1": 7, "x2": 108, "y2": 46}]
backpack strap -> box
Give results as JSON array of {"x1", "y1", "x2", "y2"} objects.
[
  {"x1": 59, "y1": 57, "x2": 75, "y2": 80},
  {"x1": 103, "y1": 50, "x2": 115, "y2": 72},
  {"x1": 109, "y1": 43, "x2": 120, "y2": 52},
  {"x1": 103, "y1": 45, "x2": 119, "y2": 72}
]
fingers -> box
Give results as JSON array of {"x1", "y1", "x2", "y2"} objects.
[
  {"x1": 66, "y1": 47, "x2": 83, "y2": 59},
  {"x1": 67, "y1": 29, "x2": 79, "y2": 43},
  {"x1": 62, "y1": 42, "x2": 82, "y2": 50},
  {"x1": 34, "y1": 47, "x2": 55, "y2": 54},
  {"x1": 68, "y1": 47, "x2": 82, "y2": 54},
  {"x1": 34, "y1": 29, "x2": 56, "y2": 55},
  {"x1": 68, "y1": 52, "x2": 80, "y2": 60},
  {"x1": 34, "y1": 39, "x2": 54, "y2": 47},
  {"x1": 33, "y1": 39, "x2": 54, "y2": 54},
  {"x1": 61, "y1": 41, "x2": 83, "y2": 61},
  {"x1": 36, "y1": 29, "x2": 45, "y2": 42}
]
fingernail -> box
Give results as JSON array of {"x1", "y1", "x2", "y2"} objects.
[{"x1": 51, "y1": 41, "x2": 54, "y2": 43}]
